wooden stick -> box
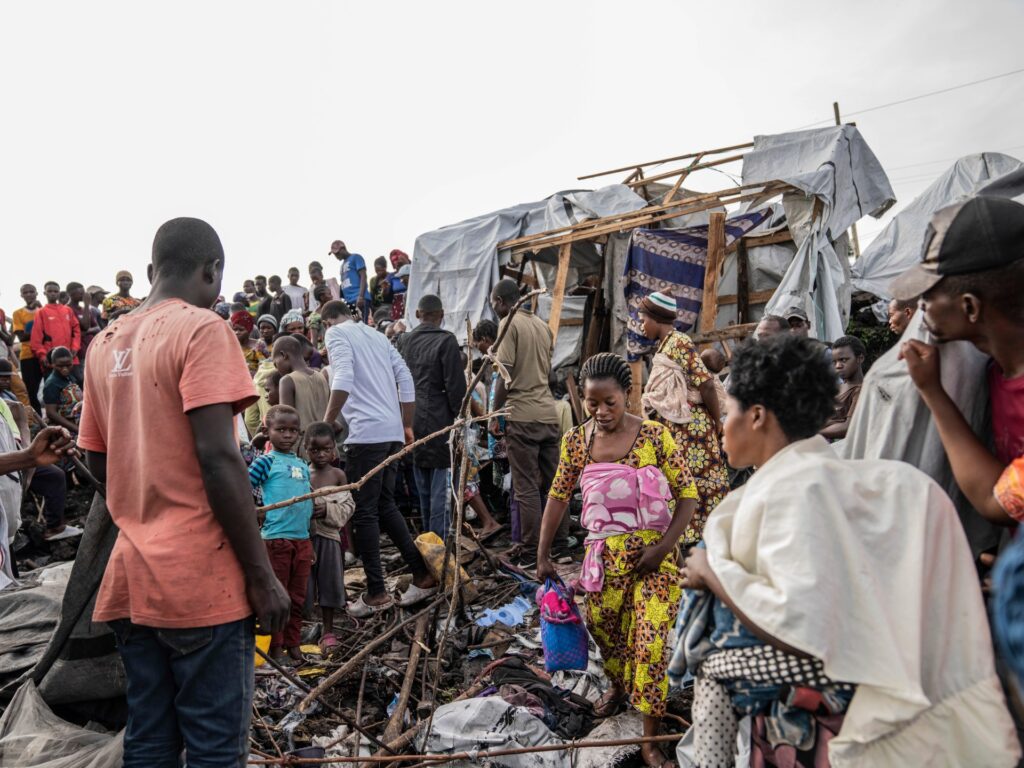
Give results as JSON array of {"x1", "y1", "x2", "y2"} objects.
[
  {"x1": 253, "y1": 647, "x2": 391, "y2": 753},
  {"x1": 578, "y1": 140, "x2": 754, "y2": 179},
  {"x1": 296, "y1": 597, "x2": 445, "y2": 715},
  {"x1": 688, "y1": 322, "x2": 757, "y2": 344},
  {"x1": 736, "y1": 237, "x2": 750, "y2": 325},
  {"x1": 350, "y1": 666, "x2": 368, "y2": 757},
  {"x1": 626, "y1": 152, "x2": 747, "y2": 188},
  {"x1": 383, "y1": 613, "x2": 429, "y2": 743},
  {"x1": 256, "y1": 414, "x2": 503, "y2": 514},
  {"x1": 246, "y1": 732, "x2": 685, "y2": 765}
]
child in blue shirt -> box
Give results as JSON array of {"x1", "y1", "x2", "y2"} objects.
[{"x1": 249, "y1": 404, "x2": 313, "y2": 664}]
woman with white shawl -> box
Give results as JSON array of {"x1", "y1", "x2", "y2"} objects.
[{"x1": 674, "y1": 335, "x2": 1020, "y2": 767}]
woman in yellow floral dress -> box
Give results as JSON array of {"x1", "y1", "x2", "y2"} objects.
[
  {"x1": 638, "y1": 291, "x2": 728, "y2": 543},
  {"x1": 537, "y1": 353, "x2": 697, "y2": 768}
]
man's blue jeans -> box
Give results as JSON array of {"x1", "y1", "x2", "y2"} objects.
[
  {"x1": 413, "y1": 466, "x2": 450, "y2": 539},
  {"x1": 109, "y1": 616, "x2": 255, "y2": 768}
]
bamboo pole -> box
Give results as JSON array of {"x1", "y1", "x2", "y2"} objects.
[{"x1": 626, "y1": 153, "x2": 746, "y2": 188}]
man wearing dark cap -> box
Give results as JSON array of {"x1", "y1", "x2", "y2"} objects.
[
  {"x1": 894, "y1": 196, "x2": 1024, "y2": 528},
  {"x1": 784, "y1": 307, "x2": 810, "y2": 337},
  {"x1": 396, "y1": 295, "x2": 467, "y2": 538}
]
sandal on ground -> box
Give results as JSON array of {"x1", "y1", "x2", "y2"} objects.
[
  {"x1": 319, "y1": 633, "x2": 339, "y2": 650},
  {"x1": 347, "y1": 594, "x2": 395, "y2": 618},
  {"x1": 479, "y1": 525, "x2": 506, "y2": 543},
  {"x1": 397, "y1": 583, "x2": 439, "y2": 607},
  {"x1": 593, "y1": 688, "x2": 627, "y2": 718},
  {"x1": 44, "y1": 524, "x2": 83, "y2": 541}
]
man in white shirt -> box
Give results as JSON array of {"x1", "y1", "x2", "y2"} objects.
[{"x1": 321, "y1": 300, "x2": 438, "y2": 617}]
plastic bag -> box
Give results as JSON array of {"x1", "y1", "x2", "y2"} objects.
[
  {"x1": 0, "y1": 681, "x2": 123, "y2": 767},
  {"x1": 537, "y1": 578, "x2": 588, "y2": 672}
]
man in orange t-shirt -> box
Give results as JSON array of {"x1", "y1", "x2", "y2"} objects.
[{"x1": 78, "y1": 217, "x2": 289, "y2": 767}]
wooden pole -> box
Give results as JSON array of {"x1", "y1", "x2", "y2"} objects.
[
  {"x1": 577, "y1": 140, "x2": 754, "y2": 180},
  {"x1": 700, "y1": 212, "x2": 726, "y2": 340},
  {"x1": 833, "y1": 101, "x2": 861, "y2": 258},
  {"x1": 548, "y1": 242, "x2": 572, "y2": 342},
  {"x1": 736, "y1": 237, "x2": 750, "y2": 325}
]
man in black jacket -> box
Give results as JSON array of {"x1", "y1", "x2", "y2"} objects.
[{"x1": 398, "y1": 294, "x2": 467, "y2": 538}]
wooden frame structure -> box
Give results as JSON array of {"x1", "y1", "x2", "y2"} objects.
[{"x1": 495, "y1": 142, "x2": 799, "y2": 412}]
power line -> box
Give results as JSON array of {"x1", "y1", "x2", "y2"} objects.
[
  {"x1": 792, "y1": 66, "x2": 1024, "y2": 130},
  {"x1": 885, "y1": 143, "x2": 1024, "y2": 172}
]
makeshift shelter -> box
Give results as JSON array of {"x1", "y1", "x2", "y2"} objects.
[
  {"x1": 852, "y1": 152, "x2": 1024, "y2": 299},
  {"x1": 408, "y1": 125, "x2": 894, "y2": 408}
]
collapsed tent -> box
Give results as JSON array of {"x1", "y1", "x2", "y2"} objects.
[
  {"x1": 851, "y1": 152, "x2": 1024, "y2": 299},
  {"x1": 406, "y1": 125, "x2": 895, "y2": 382},
  {"x1": 744, "y1": 125, "x2": 895, "y2": 339}
]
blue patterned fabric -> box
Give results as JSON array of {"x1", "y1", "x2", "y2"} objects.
[{"x1": 623, "y1": 211, "x2": 770, "y2": 361}]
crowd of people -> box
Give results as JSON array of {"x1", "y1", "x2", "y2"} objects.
[{"x1": 0, "y1": 195, "x2": 1021, "y2": 766}]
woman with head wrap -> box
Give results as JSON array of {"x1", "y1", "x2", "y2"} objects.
[
  {"x1": 280, "y1": 309, "x2": 305, "y2": 337},
  {"x1": 101, "y1": 270, "x2": 142, "y2": 322},
  {"x1": 229, "y1": 310, "x2": 266, "y2": 376},
  {"x1": 256, "y1": 314, "x2": 278, "y2": 351},
  {"x1": 637, "y1": 291, "x2": 728, "y2": 544}
]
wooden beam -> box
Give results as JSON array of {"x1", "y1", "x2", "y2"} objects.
[
  {"x1": 726, "y1": 229, "x2": 793, "y2": 253},
  {"x1": 628, "y1": 360, "x2": 644, "y2": 416},
  {"x1": 548, "y1": 243, "x2": 572, "y2": 343},
  {"x1": 578, "y1": 141, "x2": 755, "y2": 180},
  {"x1": 736, "y1": 237, "x2": 750, "y2": 324},
  {"x1": 498, "y1": 180, "x2": 790, "y2": 251},
  {"x1": 626, "y1": 154, "x2": 746, "y2": 189},
  {"x1": 717, "y1": 289, "x2": 775, "y2": 307},
  {"x1": 503, "y1": 183, "x2": 793, "y2": 256},
  {"x1": 699, "y1": 212, "x2": 726, "y2": 340},
  {"x1": 661, "y1": 153, "x2": 705, "y2": 205},
  {"x1": 689, "y1": 323, "x2": 757, "y2": 344}
]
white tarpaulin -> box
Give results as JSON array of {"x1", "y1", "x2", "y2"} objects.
[
  {"x1": 851, "y1": 153, "x2": 1024, "y2": 298},
  {"x1": 743, "y1": 125, "x2": 895, "y2": 340},
  {"x1": 409, "y1": 185, "x2": 646, "y2": 343}
]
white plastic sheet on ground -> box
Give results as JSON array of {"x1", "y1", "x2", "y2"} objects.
[
  {"x1": 419, "y1": 696, "x2": 567, "y2": 768},
  {"x1": 743, "y1": 125, "x2": 895, "y2": 340},
  {"x1": 0, "y1": 681, "x2": 123, "y2": 767},
  {"x1": 851, "y1": 152, "x2": 1024, "y2": 298}
]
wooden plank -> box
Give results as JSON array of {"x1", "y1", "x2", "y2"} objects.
[
  {"x1": 578, "y1": 141, "x2": 755, "y2": 180},
  {"x1": 626, "y1": 153, "x2": 747, "y2": 189},
  {"x1": 689, "y1": 323, "x2": 757, "y2": 344},
  {"x1": 628, "y1": 360, "x2": 644, "y2": 416},
  {"x1": 699, "y1": 212, "x2": 726, "y2": 339},
  {"x1": 736, "y1": 237, "x2": 750, "y2": 324},
  {"x1": 717, "y1": 289, "x2": 775, "y2": 307},
  {"x1": 661, "y1": 153, "x2": 705, "y2": 205},
  {"x1": 504, "y1": 183, "x2": 792, "y2": 256},
  {"x1": 725, "y1": 229, "x2": 793, "y2": 253},
  {"x1": 498, "y1": 180, "x2": 792, "y2": 251},
  {"x1": 548, "y1": 243, "x2": 572, "y2": 342}
]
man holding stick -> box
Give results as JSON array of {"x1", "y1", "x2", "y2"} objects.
[{"x1": 321, "y1": 299, "x2": 438, "y2": 617}]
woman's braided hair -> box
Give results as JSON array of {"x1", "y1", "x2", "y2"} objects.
[{"x1": 579, "y1": 353, "x2": 632, "y2": 393}]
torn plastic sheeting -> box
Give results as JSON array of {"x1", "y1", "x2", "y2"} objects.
[
  {"x1": 743, "y1": 126, "x2": 894, "y2": 340},
  {"x1": 408, "y1": 185, "x2": 646, "y2": 344},
  {"x1": 0, "y1": 563, "x2": 73, "y2": 681},
  {"x1": 851, "y1": 152, "x2": 1024, "y2": 299},
  {"x1": 0, "y1": 681, "x2": 123, "y2": 767},
  {"x1": 419, "y1": 696, "x2": 567, "y2": 768}
]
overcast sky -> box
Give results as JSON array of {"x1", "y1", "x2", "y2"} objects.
[{"x1": 2, "y1": 0, "x2": 1022, "y2": 307}]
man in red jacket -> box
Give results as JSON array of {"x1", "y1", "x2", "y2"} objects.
[{"x1": 30, "y1": 281, "x2": 81, "y2": 382}]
